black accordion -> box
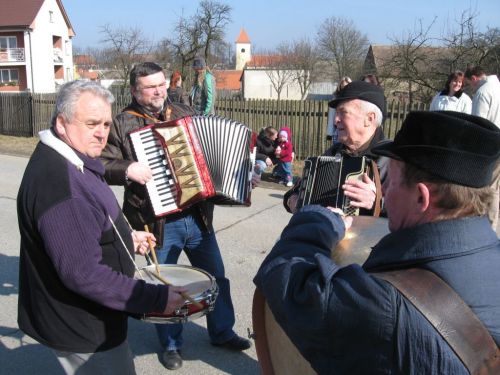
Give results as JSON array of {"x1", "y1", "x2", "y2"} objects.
[
  {"x1": 129, "y1": 115, "x2": 255, "y2": 217},
  {"x1": 296, "y1": 155, "x2": 371, "y2": 215}
]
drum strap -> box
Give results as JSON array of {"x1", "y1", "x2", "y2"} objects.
[{"x1": 373, "y1": 268, "x2": 500, "y2": 375}]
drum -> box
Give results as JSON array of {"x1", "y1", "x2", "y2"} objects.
[
  {"x1": 252, "y1": 216, "x2": 389, "y2": 374},
  {"x1": 136, "y1": 264, "x2": 218, "y2": 324}
]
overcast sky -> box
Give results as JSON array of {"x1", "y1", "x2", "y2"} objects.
[{"x1": 63, "y1": 0, "x2": 500, "y2": 51}]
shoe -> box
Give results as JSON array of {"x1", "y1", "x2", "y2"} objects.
[
  {"x1": 286, "y1": 181, "x2": 293, "y2": 187},
  {"x1": 212, "y1": 335, "x2": 252, "y2": 351},
  {"x1": 161, "y1": 350, "x2": 183, "y2": 370}
]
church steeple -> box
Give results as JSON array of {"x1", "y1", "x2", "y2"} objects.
[{"x1": 235, "y1": 28, "x2": 251, "y2": 70}]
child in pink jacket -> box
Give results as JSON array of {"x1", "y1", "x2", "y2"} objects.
[{"x1": 273, "y1": 126, "x2": 294, "y2": 186}]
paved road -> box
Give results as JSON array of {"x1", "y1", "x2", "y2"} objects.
[
  {"x1": 2, "y1": 154, "x2": 498, "y2": 374},
  {"x1": 0, "y1": 153, "x2": 291, "y2": 375}
]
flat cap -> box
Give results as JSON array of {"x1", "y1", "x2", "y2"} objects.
[
  {"x1": 329, "y1": 81, "x2": 385, "y2": 115},
  {"x1": 371, "y1": 111, "x2": 500, "y2": 187}
]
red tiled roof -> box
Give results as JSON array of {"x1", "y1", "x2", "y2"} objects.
[
  {"x1": 0, "y1": 0, "x2": 74, "y2": 37},
  {"x1": 213, "y1": 70, "x2": 242, "y2": 90},
  {"x1": 74, "y1": 54, "x2": 96, "y2": 65},
  {"x1": 77, "y1": 69, "x2": 99, "y2": 80},
  {"x1": 236, "y1": 28, "x2": 251, "y2": 44},
  {"x1": 246, "y1": 54, "x2": 284, "y2": 68}
]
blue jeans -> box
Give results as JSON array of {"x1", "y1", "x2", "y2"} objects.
[
  {"x1": 273, "y1": 161, "x2": 292, "y2": 182},
  {"x1": 254, "y1": 159, "x2": 268, "y2": 176},
  {"x1": 154, "y1": 213, "x2": 236, "y2": 351}
]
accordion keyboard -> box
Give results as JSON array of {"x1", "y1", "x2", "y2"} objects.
[{"x1": 129, "y1": 127, "x2": 179, "y2": 216}]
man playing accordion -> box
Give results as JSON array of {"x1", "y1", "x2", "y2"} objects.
[{"x1": 284, "y1": 81, "x2": 387, "y2": 216}]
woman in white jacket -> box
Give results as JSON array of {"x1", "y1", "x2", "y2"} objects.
[{"x1": 430, "y1": 71, "x2": 472, "y2": 113}]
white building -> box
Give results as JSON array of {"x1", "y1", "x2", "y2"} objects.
[
  {"x1": 216, "y1": 29, "x2": 306, "y2": 100},
  {"x1": 0, "y1": 0, "x2": 75, "y2": 93}
]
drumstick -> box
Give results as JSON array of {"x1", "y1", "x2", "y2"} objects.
[
  {"x1": 143, "y1": 225, "x2": 203, "y2": 310},
  {"x1": 143, "y1": 225, "x2": 160, "y2": 275},
  {"x1": 145, "y1": 269, "x2": 204, "y2": 309}
]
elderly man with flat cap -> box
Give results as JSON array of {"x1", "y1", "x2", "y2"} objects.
[
  {"x1": 284, "y1": 80, "x2": 387, "y2": 216},
  {"x1": 255, "y1": 111, "x2": 500, "y2": 374}
]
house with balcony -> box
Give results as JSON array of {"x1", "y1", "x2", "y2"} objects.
[{"x1": 0, "y1": 0, "x2": 75, "y2": 92}]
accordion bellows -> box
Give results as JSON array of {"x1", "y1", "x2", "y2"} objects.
[{"x1": 129, "y1": 115, "x2": 255, "y2": 217}]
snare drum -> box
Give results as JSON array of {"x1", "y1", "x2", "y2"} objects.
[{"x1": 136, "y1": 264, "x2": 218, "y2": 324}]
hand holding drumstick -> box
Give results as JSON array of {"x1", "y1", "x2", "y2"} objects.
[{"x1": 143, "y1": 225, "x2": 204, "y2": 310}]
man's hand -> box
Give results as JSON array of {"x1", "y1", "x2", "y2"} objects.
[
  {"x1": 163, "y1": 286, "x2": 189, "y2": 314},
  {"x1": 131, "y1": 231, "x2": 156, "y2": 256},
  {"x1": 126, "y1": 162, "x2": 152, "y2": 185},
  {"x1": 342, "y1": 173, "x2": 377, "y2": 210},
  {"x1": 327, "y1": 207, "x2": 353, "y2": 231}
]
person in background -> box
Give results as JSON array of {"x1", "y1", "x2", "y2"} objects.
[
  {"x1": 326, "y1": 77, "x2": 352, "y2": 144},
  {"x1": 255, "y1": 111, "x2": 500, "y2": 374},
  {"x1": 465, "y1": 66, "x2": 500, "y2": 229},
  {"x1": 429, "y1": 71, "x2": 472, "y2": 113},
  {"x1": 274, "y1": 127, "x2": 294, "y2": 187},
  {"x1": 464, "y1": 66, "x2": 500, "y2": 127},
  {"x1": 190, "y1": 57, "x2": 216, "y2": 115},
  {"x1": 284, "y1": 81, "x2": 387, "y2": 216},
  {"x1": 254, "y1": 126, "x2": 278, "y2": 177},
  {"x1": 167, "y1": 71, "x2": 190, "y2": 106},
  {"x1": 17, "y1": 80, "x2": 186, "y2": 375},
  {"x1": 101, "y1": 62, "x2": 251, "y2": 372}
]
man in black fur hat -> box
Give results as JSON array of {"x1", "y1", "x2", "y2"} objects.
[
  {"x1": 284, "y1": 80, "x2": 387, "y2": 216},
  {"x1": 255, "y1": 111, "x2": 500, "y2": 374}
]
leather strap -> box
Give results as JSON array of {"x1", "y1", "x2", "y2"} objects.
[
  {"x1": 374, "y1": 268, "x2": 500, "y2": 375},
  {"x1": 369, "y1": 159, "x2": 382, "y2": 217}
]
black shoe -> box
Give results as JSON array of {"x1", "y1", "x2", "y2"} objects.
[
  {"x1": 212, "y1": 335, "x2": 252, "y2": 351},
  {"x1": 161, "y1": 350, "x2": 183, "y2": 370}
]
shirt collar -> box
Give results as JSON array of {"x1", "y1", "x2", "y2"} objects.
[{"x1": 39, "y1": 128, "x2": 105, "y2": 176}]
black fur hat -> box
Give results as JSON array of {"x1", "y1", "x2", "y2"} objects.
[{"x1": 371, "y1": 111, "x2": 500, "y2": 188}]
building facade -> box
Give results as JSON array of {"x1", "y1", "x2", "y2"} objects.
[{"x1": 0, "y1": 0, "x2": 75, "y2": 93}]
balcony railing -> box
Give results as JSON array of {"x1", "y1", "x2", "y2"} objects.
[
  {"x1": 53, "y1": 48, "x2": 63, "y2": 63},
  {"x1": 0, "y1": 48, "x2": 25, "y2": 62}
]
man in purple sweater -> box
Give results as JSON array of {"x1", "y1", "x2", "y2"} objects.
[{"x1": 17, "y1": 80, "x2": 186, "y2": 375}]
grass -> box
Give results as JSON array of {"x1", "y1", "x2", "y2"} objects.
[{"x1": 0, "y1": 134, "x2": 39, "y2": 157}]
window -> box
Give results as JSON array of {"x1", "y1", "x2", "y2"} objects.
[
  {"x1": 65, "y1": 40, "x2": 70, "y2": 55},
  {"x1": 241, "y1": 48, "x2": 246, "y2": 53},
  {"x1": 49, "y1": 10, "x2": 54, "y2": 23},
  {"x1": 0, "y1": 69, "x2": 19, "y2": 83},
  {"x1": 0, "y1": 36, "x2": 17, "y2": 50}
]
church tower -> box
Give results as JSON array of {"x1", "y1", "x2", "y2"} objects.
[{"x1": 235, "y1": 28, "x2": 251, "y2": 70}]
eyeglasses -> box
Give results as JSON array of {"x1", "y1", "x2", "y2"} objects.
[{"x1": 138, "y1": 82, "x2": 167, "y2": 91}]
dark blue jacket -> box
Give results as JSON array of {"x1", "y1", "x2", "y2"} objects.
[{"x1": 254, "y1": 205, "x2": 500, "y2": 374}]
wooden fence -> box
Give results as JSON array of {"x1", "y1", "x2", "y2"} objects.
[{"x1": 0, "y1": 92, "x2": 428, "y2": 160}]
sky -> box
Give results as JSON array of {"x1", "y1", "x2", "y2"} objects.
[{"x1": 63, "y1": 0, "x2": 500, "y2": 52}]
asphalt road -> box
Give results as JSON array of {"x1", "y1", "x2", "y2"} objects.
[
  {"x1": 0, "y1": 153, "x2": 291, "y2": 375},
  {"x1": 2, "y1": 153, "x2": 498, "y2": 375}
]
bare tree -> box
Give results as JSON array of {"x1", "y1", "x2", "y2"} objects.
[
  {"x1": 197, "y1": 1, "x2": 232, "y2": 61},
  {"x1": 443, "y1": 10, "x2": 500, "y2": 75},
  {"x1": 316, "y1": 17, "x2": 368, "y2": 82},
  {"x1": 381, "y1": 10, "x2": 500, "y2": 104},
  {"x1": 99, "y1": 24, "x2": 153, "y2": 94},
  {"x1": 382, "y1": 19, "x2": 444, "y2": 103},
  {"x1": 159, "y1": 1, "x2": 231, "y2": 87},
  {"x1": 284, "y1": 38, "x2": 321, "y2": 100},
  {"x1": 257, "y1": 48, "x2": 296, "y2": 100}
]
